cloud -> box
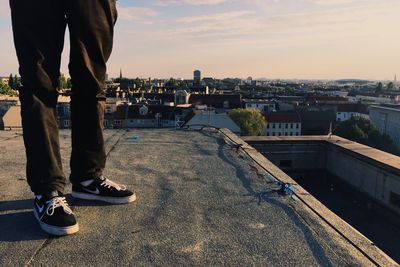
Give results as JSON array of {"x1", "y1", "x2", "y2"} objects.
[
  {"x1": 307, "y1": 0, "x2": 373, "y2": 6},
  {"x1": 155, "y1": 0, "x2": 228, "y2": 6},
  {"x1": 0, "y1": 0, "x2": 10, "y2": 18},
  {"x1": 160, "y1": 0, "x2": 397, "y2": 45},
  {"x1": 117, "y1": 5, "x2": 158, "y2": 22},
  {"x1": 178, "y1": 10, "x2": 253, "y2": 23}
]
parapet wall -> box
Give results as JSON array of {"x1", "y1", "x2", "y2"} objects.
[{"x1": 244, "y1": 136, "x2": 400, "y2": 216}]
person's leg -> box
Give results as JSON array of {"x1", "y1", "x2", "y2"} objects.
[
  {"x1": 67, "y1": 0, "x2": 136, "y2": 204},
  {"x1": 10, "y1": 0, "x2": 78, "y2": 235},
  {"x1": 66, "y1": 0, "x2": 117, "y2": 184},
  {"x1": 10, "y1": 0, "x2": 67, "y2": 195}
]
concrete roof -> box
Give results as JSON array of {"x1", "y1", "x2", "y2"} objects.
[
  {"x1": 370, "y1": 105, "x2": 400, "y2": 113},
  {"x1": 186, "y1": 113, "x2": 241, "y2": 134},
  {"x1": 0, "y1": 129, "x2": 396, "y2": 266},
  {"x1": 265, "y1": 112, "x2": 301, "y2": 123}
]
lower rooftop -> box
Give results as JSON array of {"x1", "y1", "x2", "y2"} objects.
[{"x1": 0, "y1": 129, "x2": 397, "y2": 266}]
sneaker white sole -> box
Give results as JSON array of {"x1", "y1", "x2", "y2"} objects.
[
  {"x1": 71, "y1": 191, "x2": 137, "y2": 204},
  {"x1": 33, "y1": 210, "x2": 79, "y2": 236}
]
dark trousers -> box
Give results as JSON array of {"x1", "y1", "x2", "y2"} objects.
[{"x1": 10, "y1": 0, "x2": 117, "y2": 195}]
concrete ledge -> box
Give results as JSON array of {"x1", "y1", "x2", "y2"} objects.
[
  {"x1": 228, "y1": 131, "x2": 398, "y2": 266},
  {"x1": 243, "y1": 135, "x2": 400, "y2": 176}
]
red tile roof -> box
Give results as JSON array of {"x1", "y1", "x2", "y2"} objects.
[
  {"x1": 265, "y1": 112, "x2": 301, "y2": 123},
  {"x1": 336, "y1": 103, "x2": 368, "y2": 114}
]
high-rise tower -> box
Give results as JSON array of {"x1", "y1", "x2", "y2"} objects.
[{"x1": 194, "y1": 70, "x2": 201, "y2": 84}]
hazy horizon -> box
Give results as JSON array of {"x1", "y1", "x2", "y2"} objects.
[{"x1": 0, "y1": 0, "x2": 399, "y2": 80}]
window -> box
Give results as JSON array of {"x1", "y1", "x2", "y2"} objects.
[
  {"x1": 266, "y1": 133, "x2": 270, "y2": 136},
  {"x1": 63, "y1": 106, "x2": 70, "y2": 116},
  {"x1": 267, "y1": 124, "x2": 270, "y2": 129},
  {"x1": 296, "y1": 133, "x2": 299, "y2": 136},
  {"x1": 290, "y1": 123, "x2": 293, "y2": 129},
  {"x1": 272, "y1": 124, "x2": 275, "y2": 129},
  {"x1": 272, "y1": 132, "x2": 275, "y2": 136},
  {"x1": 296, "y1": 123, "x2": 299, "y2": 129}
]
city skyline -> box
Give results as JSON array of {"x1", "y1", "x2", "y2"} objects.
[{"x1": 0, "y1": 0, "x2": 399, "y2": 80}]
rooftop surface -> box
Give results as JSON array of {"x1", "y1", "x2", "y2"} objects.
[{"x1": 0, "y1": 129, "x2": 396, "y2": 266}]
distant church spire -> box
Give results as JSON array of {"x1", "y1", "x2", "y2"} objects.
[
  {"x1": 120, "y1": 69, "x2": 123, "y2": 79},
  {"x1": 395, "y1": 74, "x2": 397, "y2": 83}
]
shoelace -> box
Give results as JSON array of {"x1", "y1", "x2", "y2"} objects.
[
  {"x1": 46, "y1": 197, "x2": 73, "y2": 216},
  {"x1": 100, "y1": 177, "x2": 127, "y2": 191}
]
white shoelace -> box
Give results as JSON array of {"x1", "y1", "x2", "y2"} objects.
[
  {"x1": 100, "y1": 178, "x2": 127, "y2": 191},
  {"x1": 46, "y1": 197, "x2": 73, "y2": 216}
]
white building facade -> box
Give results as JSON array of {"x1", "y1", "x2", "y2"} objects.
[{"x1": 264, "y1": 112, "x2": 301, "y2": 136}]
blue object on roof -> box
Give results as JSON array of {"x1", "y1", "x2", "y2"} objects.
[{"x1": 127, "y1": 135, "x2": 140, "y2": 141}]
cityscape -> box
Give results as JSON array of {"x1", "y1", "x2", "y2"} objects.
[
  {"x1": 1, "y1": 0, "x2": 400, "y2": 265},
  {"x1": 2, "y1": 70, "x2": 400, "y2": 155}
]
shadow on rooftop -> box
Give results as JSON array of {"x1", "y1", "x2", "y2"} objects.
[
  {"x1": 205, "y1": 130, "x2": 335, "y2": 267},
  {"x1": 0, "y1": 199, "x2": 47, "y2": 242}
]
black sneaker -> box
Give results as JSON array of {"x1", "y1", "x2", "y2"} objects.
[
  {"x1": 72, "y1": 176, "x2": 136, "y2": 204},
  {"x1": 34, "y1": 191, "x2": 79, "y2": 236}
]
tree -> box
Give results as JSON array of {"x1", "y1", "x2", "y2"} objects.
[
  {"x1": 375, "y1": 82, "x2": 383, "y2": 93},
  {"x1": 66, "y1": 78, "x2": 72, "y2": 89},
  {"x1": 387, "y1": 82, "x2": 394, "y2": 91},
  {"x1": 334, "y1": 117, "x2": 400, "y2": 156},
  {"x1": 58, "y1": 74, "x2": 67, "y2": 89},
  {"x1": 0, "y1": 83, "x2": 17, "y2": 96},
  {"x1": 335, "y1": 122, "x2": 367, "y2": 143},
  {"x1": 134, "y1": 77, "x2": 143, "y2": 88},
  {"x1": 166, "y1": 78, "x2": 179, "y2": 88},
  {"x1": 14, "y1": 74, "x2": 20, "y2": 89},
  {"x1": 230, "y1": 108, "x2": 266, "y2": 136},
  {"x1": 8, "y1": 74, "x2": 14, "y2": 89}
]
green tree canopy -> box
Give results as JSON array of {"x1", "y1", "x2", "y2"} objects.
[
  {"x1": 166, "y1": 78, "x2": 180, "y2": 88},
  {"x1": 66, "y1": 77, "x2": 72, "y2": 89},
  {"x1": 387, "y1": 82, "x2": 394, "y2": 90},
  {"x1": 8, "y1": 74, "x2": 14, "y2": 89},
  {"x1": 0, "y1": 83, "x2": 17, "y2": 96},
  {"x1": 334, "y1": 117, "x2": 400, "y2": 156},
  {"x1": 58, "y1": 74, "x2": 68, "y2": 89},
  {"x1": 375, "y1": 82, "x2": 383, "y2": 93},
  {"x1": 13, "y1": 74, "x2": 20, "y2": 89},
  {"x1": 230, "y1": 108, "x2": 266, "y2": 136}
]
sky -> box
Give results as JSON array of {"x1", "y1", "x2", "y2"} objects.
[{"x1": 0, "y1": 0, "x2": 399, "y2": 80}]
